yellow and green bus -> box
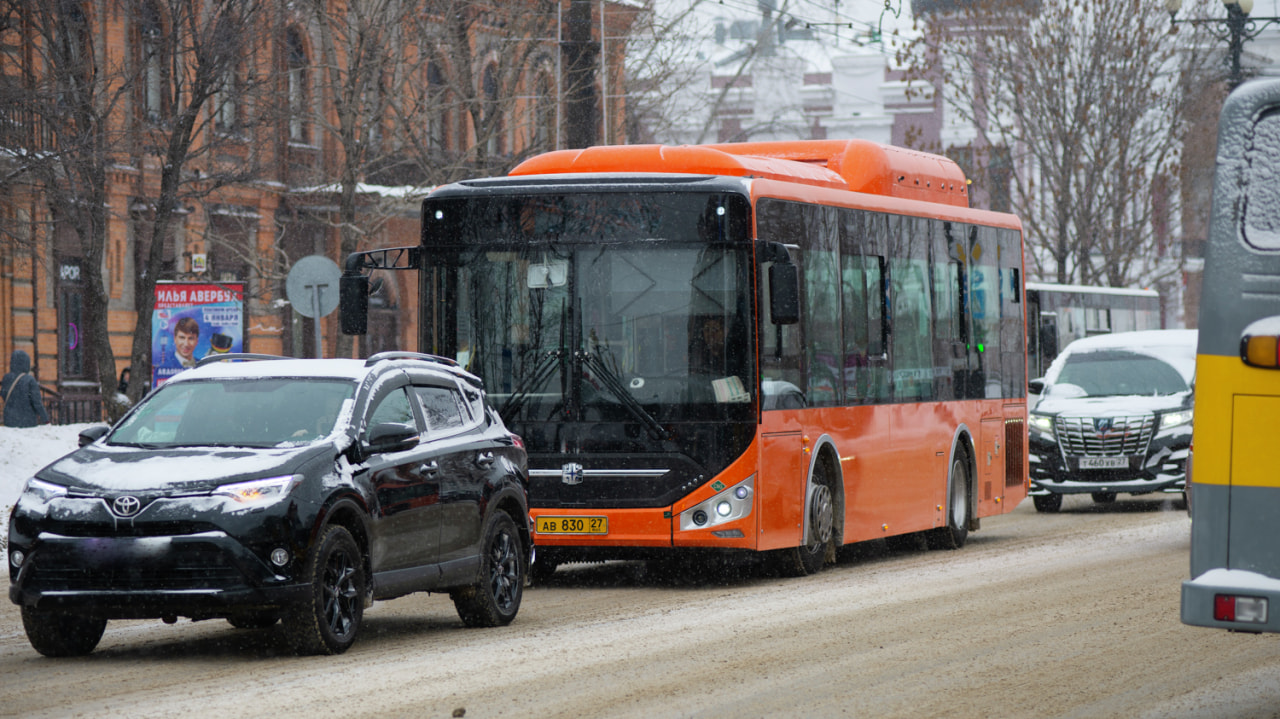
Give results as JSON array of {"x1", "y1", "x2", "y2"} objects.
[{"x1": 1182, "y1": 80, "x2": 1280, "y2": 632}]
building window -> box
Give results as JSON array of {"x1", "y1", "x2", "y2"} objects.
[
  {"x1": 139, "y1": 2, "x2": 166, "y2": 123},
  {"x1": 427, "y1": 61, "x2": 448, "y2": 152},
  {"x1": 214, "y1": 68, "x2": 240, "y2": 132},
  {"x1": 286, "y1": 29, "x2": 308, "y2": 144},
  {"x1": 207, "y1": 206, "x2": 257, "y2": 282},
  {"x1": 483, "y1": 64, "x2": 504, "y2": 157},
  {"x1": 535, "y1": 71, "x2": 555, "y2": 151}
]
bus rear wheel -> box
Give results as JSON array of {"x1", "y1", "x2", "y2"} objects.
[{"x1": 927, "y1": 456, "x2": 970, "y2": 550}]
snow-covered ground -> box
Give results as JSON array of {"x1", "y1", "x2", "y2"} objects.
[{"x1": 1, "y1": 423, "x2": 89, "y2": 542}]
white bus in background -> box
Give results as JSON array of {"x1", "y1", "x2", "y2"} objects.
[{"x1": 1026, "y1": 282, "x2": 1162, "y2": 380}]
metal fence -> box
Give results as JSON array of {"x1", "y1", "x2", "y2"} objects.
[{"x1": 39, "y1": 385, "x2": 105, "y2": 425}]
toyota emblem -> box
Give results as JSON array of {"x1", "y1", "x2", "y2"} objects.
[
  {"x1": 112, "y1": 495, "x2": 142, "y2": 517},
  {"x1": 561, "y1": 462, "x2": 584, "y2": 485}
]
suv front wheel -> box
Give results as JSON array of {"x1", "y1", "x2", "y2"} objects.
[
  {"x1": 283, "y1": 525, "x2": 366, "y2": 655},
  {"x1": 452, "y1": 512, "x2": 526, "y2": 627}
]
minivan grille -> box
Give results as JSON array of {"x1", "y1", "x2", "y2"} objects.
[{"x1": 1055, "y1": 415, "x2": 1155, "y2": 457}]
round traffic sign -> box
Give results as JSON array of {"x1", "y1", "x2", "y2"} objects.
[{"x1": 285, "y1": 255, "x2": 341, "y2": 319}]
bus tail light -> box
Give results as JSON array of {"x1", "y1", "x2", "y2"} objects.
[
  {"x1": 1214, "y1": 594, "x2": 1268, "y2": 623},
  {"x1": 1239, "y1": 316, "x2": 1280, "y2": 368}
]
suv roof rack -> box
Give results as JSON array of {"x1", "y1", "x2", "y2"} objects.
[
  {"x1": 364, "y1": 351, "x2": 459, "y2": 368},
  {"x1": 195, "y1": 353, "x2": 293, "y2": 368}
]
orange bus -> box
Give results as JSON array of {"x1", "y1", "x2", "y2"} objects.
[{"x1": 341, "y1": 139, "x2": 1029, "y2": 577}]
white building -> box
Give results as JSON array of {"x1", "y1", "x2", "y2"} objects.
[{"x1": 639, "y1": 1, "x2": 935, "y2": 148}]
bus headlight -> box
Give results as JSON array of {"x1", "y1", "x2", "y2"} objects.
[{"x1": 679, "y1": 475, "x2": 754, "y2": 532}]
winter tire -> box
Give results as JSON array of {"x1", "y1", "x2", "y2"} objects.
[
  {"x1": 779, "y1": 455, "x2": 835, "y2": 577},
  {"x1": 1033, "y1": 493, "x2": 1063, "y2": 513},
  {"x1": 283, "y1": 525, "x2": 365, "y2": 655},
  {"x1": 927, "y1": 456, "x2": 970, "y2": 550},
  {"x1": 452, "y1": 512, "x2": 526, "y2": 627},
  {"x1": 22, "y1": 607, "x2": 106, "y2": 657}
]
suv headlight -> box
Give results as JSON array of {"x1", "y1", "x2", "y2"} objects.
[
  {"x1": 1029, "y1": 414, "x2": 1055, "y2": 435},
  {"x1": 213, "y1": 475, "x2": 302, "y2": 505},
  {"x1": 1160, "y1": 409, "x2": 1193, "y2": 430},
  {"x1": 20, "y1": 477, "x2": 67, "y2": 503}
]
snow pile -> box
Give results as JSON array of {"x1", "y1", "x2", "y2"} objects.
[{"x1": 1, "y1": 423, "x2": 89, "y2": 542}]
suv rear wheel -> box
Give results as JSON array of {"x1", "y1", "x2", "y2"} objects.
[{"x1": 453, "y1": 512, "x2": 526, "y2": 627}]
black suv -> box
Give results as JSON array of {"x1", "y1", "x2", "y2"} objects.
[
  {"x1": 1028, "y1": 330, "x2": 1196, "y2": 512},
  {"x1": 7, "y1": 352, "x2": 530, "y2": 656}
]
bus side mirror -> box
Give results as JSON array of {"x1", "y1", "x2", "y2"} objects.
[
  {"x1": 340, "y1": 273, "x2": 369, "y2": 335},
  {"x1": 769, "y1": 262, "x2": 799, "y2": 325}
]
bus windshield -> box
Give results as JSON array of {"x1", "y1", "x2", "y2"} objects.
[{"x1": 425, "y1": 193, "x2": 757, "y2": 426}]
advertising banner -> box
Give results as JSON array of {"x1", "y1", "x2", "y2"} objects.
[{"x1": 152, "y1": 282, "x2": 245, "y2": 387}]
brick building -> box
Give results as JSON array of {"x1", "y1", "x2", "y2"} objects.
[{"x1": 0, "y1": 0, "x2": 634, "y2": 418}]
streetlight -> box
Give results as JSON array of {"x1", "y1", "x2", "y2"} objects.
[{"x1": 1165, "y1": 0, "x2": 1280, "y2": 89}]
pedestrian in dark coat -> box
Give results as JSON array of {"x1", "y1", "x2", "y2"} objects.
[{"x1": 2, "y1": 350, "x2": 50, "y2": 427}]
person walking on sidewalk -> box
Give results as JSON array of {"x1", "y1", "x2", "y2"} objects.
[{"x1": 2, "y1": 350, "x2": 50, "y2": 427}]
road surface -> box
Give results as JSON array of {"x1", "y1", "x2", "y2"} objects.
[{"x1": 3, "y1": 495, "x2": 1279, "y2": 718}]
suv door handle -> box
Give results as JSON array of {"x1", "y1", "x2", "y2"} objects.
[
  {"x1": 419, "y1": 461, "x2": 439, "y2": 476},
  {"x1": 475, "y1": 451, "x2": 496, "y2": 468}
]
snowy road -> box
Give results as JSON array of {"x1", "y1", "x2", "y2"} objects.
[{"x1": 3, "y1": 495, "x2": 1280, "y2": 718}]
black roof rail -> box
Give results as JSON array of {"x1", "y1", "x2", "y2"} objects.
[
  {"x1": 195, "y1": 353, "x2": 293, "y2": 368},
  {"x1": 364, "y1": 351, "x2": 459, "y2": 368}
]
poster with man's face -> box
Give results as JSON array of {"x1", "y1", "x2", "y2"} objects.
[{"x1": 152, "y1": 282, "x2": 245, "y2": 387}]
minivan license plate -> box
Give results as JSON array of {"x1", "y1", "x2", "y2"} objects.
[
  {"x1": 536, "y1": 516, "x2": 608, "y2": 534},
  {"x1": 1078, "y1": 456, "x2": 1128, "y2": 469}
]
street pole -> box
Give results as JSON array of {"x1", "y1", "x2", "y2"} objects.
[{"x1": 1167, "y1": 0, "x2": 1280, "y2": 91}]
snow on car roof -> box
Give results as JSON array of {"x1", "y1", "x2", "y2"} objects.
[
  {"x1": 174, "y1": 358, "x2": 369, "y2": 381},
  {"x1": 1047, "y1": 329, "x2": 1199, "y2": 384}
]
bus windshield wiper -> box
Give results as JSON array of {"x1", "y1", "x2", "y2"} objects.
[
  {"x1": 501, "y1": 349, "x2": 563, "y2": 421},
  {"x1": 578, "y1": 349, "x2": 671, "y2": 441}
]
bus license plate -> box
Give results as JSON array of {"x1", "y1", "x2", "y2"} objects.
[
  {"x1": 536, "y1": 516, "x2": 608, "y2": 534},
  {"x1": 1078, "y1": 456, "x2": 1128, "y2": 469}
]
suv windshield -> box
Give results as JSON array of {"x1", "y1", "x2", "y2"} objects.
[
  {"x1": 1054, "y1": 349, "x2": 1190, "y2": 397},
  {"x1": 110, "y1": 378, "x2": 355, "y2": 448}
]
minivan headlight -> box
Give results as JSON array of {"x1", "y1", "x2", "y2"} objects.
[
  {"x1": 213, "y1": 475, "x2": 301, "y2": 505},
  {"x1": 1029, "y1": 414, "x2": 1055, "y2": 434},
  {"x1": 1161, "y1": 409, "x2": 1193, "y2": 430}
]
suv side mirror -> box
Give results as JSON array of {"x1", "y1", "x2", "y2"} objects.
[
  {"x1": 364, "y1": 422, "x2": 419, "y2": 454},
  {"x1": 78, "y1": 424, "x2": 111, "y2": 447},
  {"x1": 1028, "y1": 378, "x2": 1045, "y2": 395}
]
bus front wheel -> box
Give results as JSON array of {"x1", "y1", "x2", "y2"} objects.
[{"x1": 779, "y1": 457, "x2": 835, "y2": 576}]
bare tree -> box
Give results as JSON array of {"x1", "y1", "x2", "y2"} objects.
[
  {"x1": 625, "y1": 0, "x2": 840, "y2": 146},
  {"x1": 299, "y1": 0, "x2": 424, "y2": 358},
  {"x1": 389, "y1": 0, "x2": 565, "y2": 185},
  {"x1": 0, "y1": 0, "x2": 132, "y2": 412},
  {"x1": 121, "y1": 0, "x2": 272, "y2": 408},
  {"x1": 904, "y1": 0, "x2": 1218, "y2": 288}
]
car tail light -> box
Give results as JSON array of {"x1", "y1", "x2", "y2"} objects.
[
  {"x1": 510, "y1": 433, "x2": 525, "y2": 450},
  {"x1": 1214, "y1": 594, "x2": 1268, "y2": 623}
]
